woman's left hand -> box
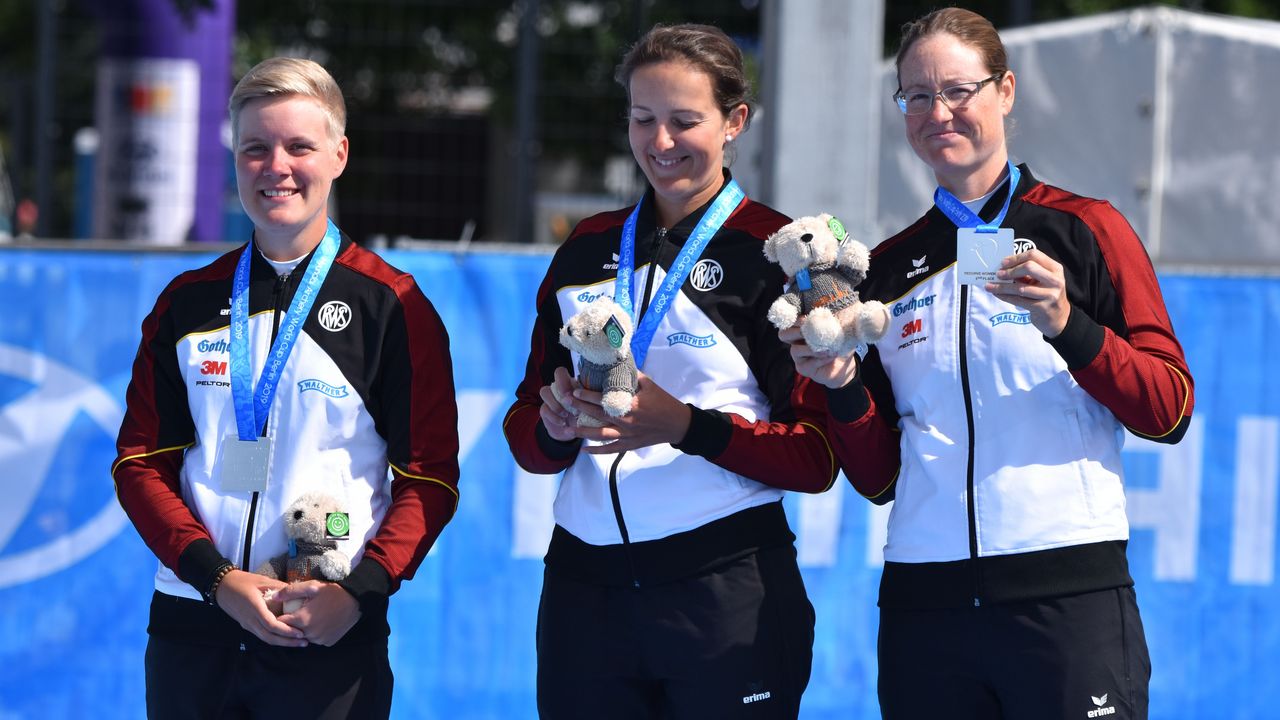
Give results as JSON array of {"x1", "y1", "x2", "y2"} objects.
[
  {"x1": 987, "y1": 248, "x2": 1071, "y2": 338},
  {"x1": 575, "y1": 371, "x2": 692, "y2": 454},
  {"x1": 275, "y1": 581, "x2": 362, "y2": 647}
]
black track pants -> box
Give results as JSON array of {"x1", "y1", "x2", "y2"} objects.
[
  {"x1": 145, "y1": 634, "x2": 393, "y2": 719},
  {"x1": 536, "y1": 544, "x2": 815, "y2": 719},
  {"x1": 878, "y1": 586, "x2": 1151, "y2": 720}
]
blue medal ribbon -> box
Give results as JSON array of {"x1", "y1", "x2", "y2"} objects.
[
  {"x1": 932, "y1": 160, "x2": 1020, "y2": 232},
  {"x1": 615, "y1": 179, "x2": 744, "y2": 369},
  {"x1": 229, "y1": 219, "x2": 341, "y2": 441}
]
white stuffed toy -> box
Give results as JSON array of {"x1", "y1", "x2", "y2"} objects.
[
  {"x1": 256, "y1": 492, "x2": 351, "y2": 613},
  {"x1": 553, "y1": 296, "x2": 639, "y2": 426},
  {"x1": 763, "y1": 213, "x2": 890, "y2": 354}
]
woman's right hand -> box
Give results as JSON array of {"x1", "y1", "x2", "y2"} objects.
[
  {"x1": 215, "y1": 569, "x2": 309, "y2": 647},
  {"x1": 538, "y1": 366, "x2": 581, "y2": 442},
  {"x1": 779, "y1": 325, "x2": 861, "y2": 389}
]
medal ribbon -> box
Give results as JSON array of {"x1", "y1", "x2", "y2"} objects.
[
  {"x1": 615, "y1": 180, "x2": 744, "y2": 369},
  {"x1": 933, "y1": 160, "x2": 1020, "y2": 232},
  {"x1": 229, "y1": 219, "x2": 341, "y2": 440}
]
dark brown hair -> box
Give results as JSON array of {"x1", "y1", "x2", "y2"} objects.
[
  {"x1": 615, "y1": 23, "x2": 754, "y2": 127},
  {"x1": 895, "y1": 8, "x2": 1009, "y2": 87}
]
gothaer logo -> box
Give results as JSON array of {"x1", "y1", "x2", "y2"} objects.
[{"x1": 0, "y1": 343, "x2": 129, "y2": 588}]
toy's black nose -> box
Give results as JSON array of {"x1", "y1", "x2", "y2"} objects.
[
  {"x1": 800, "y1": 233, "x2": 813, "y2": 244},
  {"x1": 294, "y1": 510, "x2": 304, "y2": 521}
]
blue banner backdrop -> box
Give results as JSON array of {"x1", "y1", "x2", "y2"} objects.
[{"x1": 0, "y1": 246, "x2": 1276, "y2": 719}]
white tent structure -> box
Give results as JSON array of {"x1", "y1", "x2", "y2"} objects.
[{"x1": 876, "y1": 6, "x2": 1280, "y2": 268}]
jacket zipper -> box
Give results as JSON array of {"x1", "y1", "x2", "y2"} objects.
[
  {"x1": 606, "y1": 225, "x2": 667, "y2": 589},
  {"x1": 240, "y1": 270, "x2": 292, "y2": 571},
  {"x1": 958, "y1": 283, "x2": 982, "y2": 607}
]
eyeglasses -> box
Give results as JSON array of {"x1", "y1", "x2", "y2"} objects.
[{"x1": 893, "y1": 73, "x2": 1004, "y2": 116}]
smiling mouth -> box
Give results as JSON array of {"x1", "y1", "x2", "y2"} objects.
[
  {"x1": 652, "y1": 156, "x2": 685, "y2": 168},
  {"x1": 262, "y1": 189, "x2": 298, "y2": 198}
]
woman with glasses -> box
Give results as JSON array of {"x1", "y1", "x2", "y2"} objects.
[{"x1": 781, "y1": 8, "x2": 1194, "y2": 719}]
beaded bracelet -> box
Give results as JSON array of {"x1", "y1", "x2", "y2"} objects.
[{"x1": 203, "y1": 562, "x2": 235, "y2": 604}]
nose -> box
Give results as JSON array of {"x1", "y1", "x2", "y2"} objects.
[
  {"x1": 926, "y1": 94, "x2": 954, "y2": 121},
  {"x1": 652, "y1": 123, "x2": 676, "y2": 152},
  {"x1": 293, "y1": 510, "x2": 304, "y2": 521},
  {"x1": 265, "y1": 146, "x2": 290, "y2": 176},
  {"x1": 800, "y1": 233, "x2": 813, "y2": 244}
]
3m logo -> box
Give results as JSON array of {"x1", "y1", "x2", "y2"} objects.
[
  {"x1": 200, "y1": 360, "x2": 227, "y2": 376},
  {"x1": 901, "y1": 319, "x2": 923, "y2": 338}
]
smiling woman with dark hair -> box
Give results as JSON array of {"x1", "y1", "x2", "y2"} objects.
[{"x1": 504, "y1": 23, "x2": 837, "y2": 720}]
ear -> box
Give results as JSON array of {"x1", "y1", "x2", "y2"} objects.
[
  {"x1": 725, "y1": 103, "x2": 748, "y2": 142},
  {"x1": 762, "y1": 236, "x2": 778, "y2": 263},
  {"x1": 333, "y1": 135, "x2": 350, "y2": 178},
  {"x1": 998, "y1": 71, "x2": 1015, "y2": 117}
]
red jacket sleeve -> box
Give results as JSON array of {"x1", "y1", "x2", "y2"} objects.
[
  {"x1": 111, "y1": 280, "x2": 211, "y2": 577},
  {"x1": 502, "y1": 262, "x2": 583, "y2": 475},
  {"x1": 820, "y1": 346, "x2": 901, "y2": 502},
  {"x1": 344, "y1": 270, "x2": 461, "y2": 600},
  {"x1": 1046, "y1": 200, "x2": 1194, "y2": 443}
]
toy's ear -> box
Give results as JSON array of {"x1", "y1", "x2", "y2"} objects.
[
  {"x1": 603, "y1": 315, "x2": 626, "y2": 348},
  {"x1": 762, "y1": 235, "x2": 778, "y2": 263}
]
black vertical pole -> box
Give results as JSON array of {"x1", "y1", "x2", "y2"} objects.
[
  {"x1": 34, "y1": 0, "x2": 58, "y2": 237},
  {"x1": 633, "y1": 0, "x2": 649, "y2": 39},
  {"x1": 1009, "y1": 0, "x2": 1033, "y2": 27},
  {"x1": 513, "y1": 0, "x2": 540, "y2": 243}
]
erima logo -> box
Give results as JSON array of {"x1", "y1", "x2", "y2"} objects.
[
  {"x1": 667, "y1": 332, "x2": 716, "y2": 348},
  {"x1": 298, "y1": 379, "x2": 349, "y2": 398},
  {"x1": 906, "y1": 255, "x2": 930, "y2": 279},
  {"x1": 1087, "y1": 693, "x2": 1116, "y2": 717},
  {"x1": 689, "y1": 259, "x2": 723, "y2": 291},
  {"x1": 602, "y1": 253, "x2": 619, "y2": 270},
  {"x1": 317, "y1": 301, "x2": 351, "y2": 332},
  {"x1": 990, "y1": 311, "x2": 1031, "y2": 327},
  {"x1": 0, "y1": 343, "x2": 130, "y2": 588},
  {"x1": 1013, "y1": 238, "x2": 1037, "y2": 255},
  {"x1": 742, "y1": 691, "x2": 772, "y2": 704}
]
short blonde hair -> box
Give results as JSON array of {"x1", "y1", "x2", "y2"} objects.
[{"x1": 229, "y1": 57, "x2": 346, "y2": 144}]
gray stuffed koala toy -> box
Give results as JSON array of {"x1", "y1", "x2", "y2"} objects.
[
  {"x1": 553, "y1": 295, "x2": 639, "y2": 426},
  {"x1": 256, "y1": 492, "x2": 351, "y2": 611},
  {"x1": 763, "y1": 213, "x2": 889, "y2": 354}
]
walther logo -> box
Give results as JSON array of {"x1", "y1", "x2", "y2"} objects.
[{"x1": 298, "y1": 379, "x2": 349, "y2": 398}]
